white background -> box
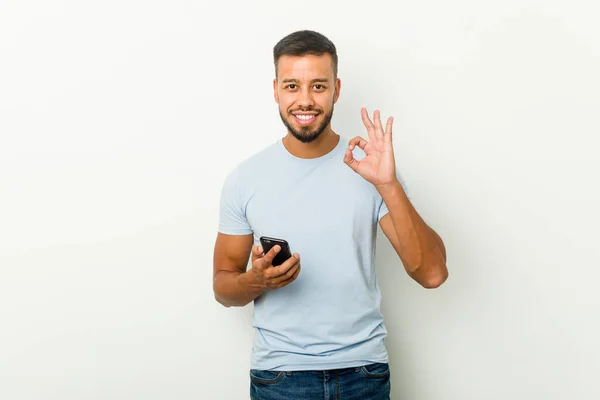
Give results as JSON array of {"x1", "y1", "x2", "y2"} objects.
[{"x1": 1, "y1": 1, "x2": 599, "y2": 399}]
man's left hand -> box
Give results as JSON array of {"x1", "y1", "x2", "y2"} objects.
[{"x1": 343, "y1": 108, "x2": 398, "y2": 188}]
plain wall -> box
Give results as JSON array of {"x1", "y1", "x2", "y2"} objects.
[{"x1": 1, "y1": 0, "x2": 599, "y2": 399}]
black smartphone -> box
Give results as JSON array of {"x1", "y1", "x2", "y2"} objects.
[{"x1": 259, "y1": 236, "x2": 292, "y2": 266}]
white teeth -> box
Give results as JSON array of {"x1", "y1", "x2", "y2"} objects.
[{"x1": 296, "y1": 115, "x2": 315, "y2": 120}]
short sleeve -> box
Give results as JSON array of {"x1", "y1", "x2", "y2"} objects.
[
  {"x1": 218, "y1": 169, "x2": 253, "y2": 235},
  {"x1": 377, "y1": 171, "x2": 409, "y2": 221}
]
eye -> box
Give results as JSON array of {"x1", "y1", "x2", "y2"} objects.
[
  {"x1": 286, "y1": 84, "x2": 297, "y2": 90},
  {"x1": 314, "y1": 85, "x2": 324, "y2": 90}
]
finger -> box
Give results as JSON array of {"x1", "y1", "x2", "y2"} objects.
[
  {"x1": 270, "y1": 259, "x2": 300, "y2": 286},
  {"x1": 373, "y1": 109, "x2": 384, "y2": 138},
  {"x1": 343, "y1": 146, "x2": 359, "y2": 172},
  {"x1": 251, "y1": 245, "x2": 263, "y2": 261},
  {"x1": 385, "y1": 116, "x2": 393, "y2": 140},
  {"x1": 261, "y1": 245, "x2": 281, "y2": 267},
  {"x1": 361, "y1": 107, "x2": 375, "y2": 140},
  {"x1": 348, "y1": 136, "x2": 368, "y2": 151},
  {"x1": 266, "y1": 253, "x2": 300, "y2": 279},
  {"x1": 344, "y1": 137, "x2": 367, "y2": 172},
  {"x1": 275, "y1": 263, "x2": 301, "y2": 288},
  {"x1": 271, "y1": 257, "x2": 301, "y2": 287}
]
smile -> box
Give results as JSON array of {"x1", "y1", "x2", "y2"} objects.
[{"x1": 293, "y1": 114, "x2": 318, "y2": 125}]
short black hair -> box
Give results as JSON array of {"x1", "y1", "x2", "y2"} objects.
[{"x1": 273, "y1": 30, "x2": 338, "y2": 78}]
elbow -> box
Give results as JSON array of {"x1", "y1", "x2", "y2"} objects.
[
  {"x1": 214, "y1": 293, "x2": 232, "y2": 307},
  {"x1": 406, "y1": 254, "x2": 449, "y2": 289},
  {"x1": 422, "y1": 267, "x2": 448, "y2": 289},
  {"x1": 213, "y1": 285, "x2": 247, "y2": 308},
  {"x1": 213, "y1": 280, "x2": 233, "y2": 308},
  {"x1": 213, "y1": 274, "x2": 250, "y2": 308},
  {"x1": 216, "y1": 296, "x2": 249, "y2": 308}
]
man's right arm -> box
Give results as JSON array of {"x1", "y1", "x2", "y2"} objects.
[
  {"x1": 213, "y1": 233, "x2": 264, "y2": 307},
  {"x1": 213, "y1": 232, "x2": 302, "y2": 307}
]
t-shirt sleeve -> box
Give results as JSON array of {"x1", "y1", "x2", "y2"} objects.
[
  {"x1": 377, "y1": 171, "x2": 409, "y2": 221},
  {"x1": 218, "y1": 168, "x2": 253, "y2": 235}
]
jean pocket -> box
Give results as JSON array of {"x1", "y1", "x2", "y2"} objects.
[
  {"x1": 359, "y1": 363, "x2": 390, "y2": 379},
  {"x1": 249, "y1": 369, "x2": 286, "y2": 385}
]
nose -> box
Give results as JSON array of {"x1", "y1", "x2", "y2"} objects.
[{"x1": 296, "y1": 87, "x2": 314, "y2": 108}]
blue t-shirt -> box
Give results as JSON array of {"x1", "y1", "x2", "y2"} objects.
[{"x1": 218, "y1": 136, "x2": 408, "y2": 371}]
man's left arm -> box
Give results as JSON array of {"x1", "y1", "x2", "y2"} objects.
[
  {"x1": 343, "y1": 107, "x2": 448, "y2": 289},
  {"x1": 377, "y1": 181, "x2": 448, "y2": 288}
]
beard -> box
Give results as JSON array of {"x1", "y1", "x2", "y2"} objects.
[{"x1": 279, "y1": 104, "x2": 334, "y2": 143}]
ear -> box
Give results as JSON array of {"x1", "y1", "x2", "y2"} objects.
[
  {"x1": 333, "y1": 78, "x2": 341, "y2": 104},
  {"x1": 273, "y1": 79, "x2": 279, "y2": 103}
]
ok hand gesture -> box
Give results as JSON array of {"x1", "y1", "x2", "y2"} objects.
[{"x1": 344, "y1": 108, "x2": 397, "y2": 188}]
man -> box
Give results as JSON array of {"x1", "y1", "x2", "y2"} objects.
[{"x1": 213, "y1": 30, "x2": 448, "y2": 400}]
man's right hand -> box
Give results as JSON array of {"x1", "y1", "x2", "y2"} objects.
[{"x1": 248, "y1": 245, "x2": 301, "y2": 290}]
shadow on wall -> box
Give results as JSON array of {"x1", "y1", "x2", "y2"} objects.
[
  {"x1": 375, "y1": 224, "x2": 464, "y2": 399},
  {"x1": 376, "y1": 232, "x2": 421, "y2": 398}
]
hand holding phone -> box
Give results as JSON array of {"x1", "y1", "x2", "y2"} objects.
[
  {"x1": 248, "y1": 236, "x2": 300, "y2": 290},
  {"x1": 259, "y1": 236, "x2": 293, "y2": 266}
]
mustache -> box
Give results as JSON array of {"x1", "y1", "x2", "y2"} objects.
[{"x1": 290, "y1": 108, "x2": 321, "y2": 113}]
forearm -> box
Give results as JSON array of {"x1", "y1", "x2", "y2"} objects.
[
  {"x1": 377, "y1": 180, "x2": 448, "y2": 287},
  {"x1": 213, "y1": 270, "x2": 264, "y2": 307}
]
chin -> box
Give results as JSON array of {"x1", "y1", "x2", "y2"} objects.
[
  {"x1": 279, "y1": 108, "x2": 332, "y2": 143},
  {"x1": 291, "y1": 129, "x2": 323, "y2": 143}
]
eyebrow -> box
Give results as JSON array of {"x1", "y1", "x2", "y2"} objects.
[{"x1": 281, "y1": 78, "x2": 330, "y2": 84}]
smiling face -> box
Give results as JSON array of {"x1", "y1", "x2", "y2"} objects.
[{"x1": 273, "y1": 54, "x2": 341, "y2": 143}]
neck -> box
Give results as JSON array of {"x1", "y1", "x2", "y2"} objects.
[{"x1": 282, "y1": 128, "x2": 340, "y2": 159}]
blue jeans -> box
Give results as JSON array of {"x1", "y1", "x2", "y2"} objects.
[{"x1": 250, "y1": 363, "x2": 391, "y2": 400}]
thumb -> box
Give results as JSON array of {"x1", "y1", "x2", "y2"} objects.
[{"x1": 251, "y1": 245, "x2": 263, "y2": 261}]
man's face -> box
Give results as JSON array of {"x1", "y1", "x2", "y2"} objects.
[{"x1": 273, "y1": 54, "x2": 341, "y2": 143}]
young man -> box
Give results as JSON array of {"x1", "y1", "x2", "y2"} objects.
[{"x1": 213, "y1": 30, "x2": 448, "y2": 400}]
